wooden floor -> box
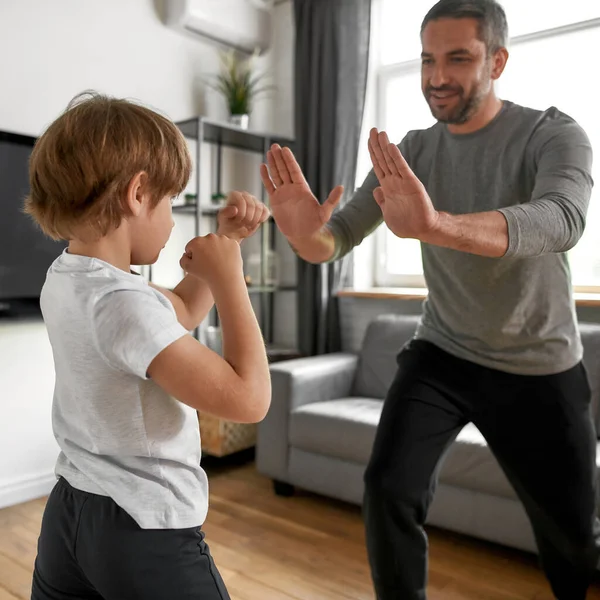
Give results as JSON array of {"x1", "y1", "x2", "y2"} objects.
[{"x1": 2, "y1": 459, "x2": 600, "y2": 599}]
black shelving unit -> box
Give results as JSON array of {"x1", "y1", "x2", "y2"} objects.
[{"x1": 153, "y1": 116, "x2": 300, "y2": 362}]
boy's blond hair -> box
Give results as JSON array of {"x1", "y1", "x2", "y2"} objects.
[{"x1": 25, "y1": 91, "x2": 191, "y2": 241}]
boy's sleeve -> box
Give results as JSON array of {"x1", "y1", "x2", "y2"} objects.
[{"x1": 92, "y1": 287, "x2": 189, "y2": 379}]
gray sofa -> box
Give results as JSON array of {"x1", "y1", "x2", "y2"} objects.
[{"x1": 256, "y1": 314, "x2": 600, "y2": 555}]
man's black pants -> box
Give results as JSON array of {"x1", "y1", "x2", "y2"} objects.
[{"x1": 364, "y1": 339, "x2": 600, "y2": 599}]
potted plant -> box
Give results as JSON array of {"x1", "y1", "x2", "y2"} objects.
[{"x1": 207, "y1": 49, "x2": 272, "y2": 129}]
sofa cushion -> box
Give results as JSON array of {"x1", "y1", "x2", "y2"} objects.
[
  {"x1": 352, "y1": 314, "x2": 420, "y2": 399},
  {"x1": 440, "y1": 424, "x2": 600, "y2": 501},
  {"x1": 438, "y1": 424, "x2": 515, "y2": 499},
  {"x1": 290, "y1": 397, "x2": 383, "y2": 464}
]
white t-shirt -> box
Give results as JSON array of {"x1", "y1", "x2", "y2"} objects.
[{"x1": 41, "y1": 250, "x2": 209, "y2": 529}]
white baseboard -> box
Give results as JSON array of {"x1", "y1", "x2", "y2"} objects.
[{"x1": 0, "y1": 471, "x2": 56, "y2": 510}]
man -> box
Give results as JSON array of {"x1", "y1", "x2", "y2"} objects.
[{"x1": 260, "y1": 0, "x2": 599, "y2": 598}]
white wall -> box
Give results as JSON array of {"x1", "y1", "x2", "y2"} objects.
[
  {"x1": 0, "y1": 0, "x2": 228, "y2": 134},
  {"x1": 0, "y1": 321, "x2": 57, "y2": 509},
  {"x1": 0, "y1": 0, "x2": 292, "y2": 507}
]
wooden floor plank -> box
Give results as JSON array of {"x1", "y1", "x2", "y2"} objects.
[
  {"x1": 0, "y1": 553, "x2": 33, "y2": 600},
  {"x1": 219, "y1": 566, "x2": 303, "y2": 600},
  {"x1": 0, "y1": 587, "x2": 20, "y2": 600}
]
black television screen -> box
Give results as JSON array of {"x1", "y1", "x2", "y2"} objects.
[{"x1": 0, "y1": 131, "x2": 67, "y2": 304}]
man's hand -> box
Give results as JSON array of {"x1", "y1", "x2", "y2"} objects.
[
  {"x1": 369, "y1": 128, "x2": 508, "y2": 257},
  {"x1": 216, "y1": 191, "x2": 270, "y2": 243},
  {"x1": 260, "y1": 144, "x2": 344, "y2": 240},
  {"x1": 368, "y1": 128, "x2": 440, "y2": 240}
]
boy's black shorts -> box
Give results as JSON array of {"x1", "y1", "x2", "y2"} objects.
[{"x1": 31, "y1": 477, "x2": 230, "y2": 600}]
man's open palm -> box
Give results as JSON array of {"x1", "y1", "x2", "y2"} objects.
[
  {"x1": 368, "y1": 128, "x2": 439, "y2": 240},
  {"x1": 260, "y1": 145, "x2": 343, "y2": 239}
]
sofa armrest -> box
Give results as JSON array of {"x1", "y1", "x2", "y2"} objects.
[{"x1": 256, "y1": 353, "x2": 358, "y2": 481}]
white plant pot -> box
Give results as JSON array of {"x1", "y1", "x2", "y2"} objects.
[{"x1": 229, "y1": 114, "x2": 249, "y2": 129}]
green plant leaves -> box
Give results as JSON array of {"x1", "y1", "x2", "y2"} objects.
[{"x1": 204, "y1": 49, "x2": 275, "y2": 115}]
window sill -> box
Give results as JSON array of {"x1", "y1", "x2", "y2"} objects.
[{"x1": 337, "y1": 288, "x2": 600, "y2": 308}]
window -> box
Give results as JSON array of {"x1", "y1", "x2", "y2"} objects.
[{"x1": 361, "y1": 0, "x2": 600, "y2": 288}]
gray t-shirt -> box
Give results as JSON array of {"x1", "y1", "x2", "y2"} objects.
[
  {"x1": 41, "y1": 250, "x2": 209, "y2": 529},
  {"x1": 328, "y1": 101, "x2": 594, "y2": 375}
]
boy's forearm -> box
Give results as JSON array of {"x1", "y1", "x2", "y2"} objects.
[
  {"x1": 287, "y1": 227, "x2": 336, "y2": 264},
  {"x1": 150, "y1": 277, "x2": 214, "y2": 331},
  {"x1": 212, "y1": 278, "x2": 271, "y2": 413},
  {"x1": 170, "y1": 276, "x2": 215, "y2": 328}
]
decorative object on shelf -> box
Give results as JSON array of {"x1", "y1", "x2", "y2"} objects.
[
  {"x1": 210, "y1": 192, "x2": 227, "y2": 206},
  {"x1": 184, "y1": 193, "x2": 197, "y2": 206},
  {"x1": 245, "y1": 253, "x2": 262, "y2": 286},
  {"x1": 229, "y1": 114, "x2": 249, "y2": 129},
  {"x1": 245, "y1": 249, "x2": 279, "y2": 287},
  {"x1": 230, "y1": 112, "x2": 248, "y2": 129},
  {"x1": 205, "y1": 50, "x2": 273, "y2": 129}
]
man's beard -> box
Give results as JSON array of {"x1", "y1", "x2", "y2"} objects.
[{"x1": 425, "y1": 82, "x2": 487, "y2": 125}]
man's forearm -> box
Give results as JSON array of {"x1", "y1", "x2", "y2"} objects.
[
  {"x1": 287, "y1": 227, "x2": 336, "y2": 264},
  {"x1": 421, "y1": 210, "x2": 509, "y2": 258}
]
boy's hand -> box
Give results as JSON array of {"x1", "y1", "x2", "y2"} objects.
[
  {"x1": 179, "y1": 234, "x2": 243, "y2": 286},
  {"x1": 216, "y1": 191, "x2": 270, "y2": 243}
]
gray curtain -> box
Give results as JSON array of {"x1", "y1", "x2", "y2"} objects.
[{"x1": 293, "y1": 0, "x2": 371, "y2": 356}]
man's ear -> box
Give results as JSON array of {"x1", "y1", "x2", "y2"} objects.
[
  {"x1": 491, "y1": 47, "x2": 509, "y2": 81},
  {"x1": 125, "y1": 171, "x2": 149, "y2": 216}
]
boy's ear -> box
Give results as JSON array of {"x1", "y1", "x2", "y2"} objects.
[{"x1": 126, "y1": 171, "x2": 149, "y2": 216}]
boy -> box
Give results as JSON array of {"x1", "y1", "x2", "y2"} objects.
[{"x1": 25, "y1": 91, "x2": 272, "y2": 599}]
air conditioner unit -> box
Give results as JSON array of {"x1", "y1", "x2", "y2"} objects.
[{"x1": 165, "y1": 0, "x2": 273, "y2": 55}]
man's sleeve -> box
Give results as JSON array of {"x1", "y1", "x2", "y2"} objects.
[
  {"x1": 498, "y1": 113, "x2": 593, "y2": 258},
  {"x1": 325, "y1": 167, "x2": 383, "y2": 262},
  {"x1": 324, "y1": 134, "x2": 414, "y2": 262},
  {"x1": 92, "y1": 287, "x2": 189, "y2": 379}
]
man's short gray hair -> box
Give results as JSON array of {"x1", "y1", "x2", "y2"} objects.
[{"x1": 421, "y1": 0, "x2": 509, "y2": 55}]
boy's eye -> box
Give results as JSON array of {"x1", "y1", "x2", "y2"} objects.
[{"x1": 170, "y1": 195, "x2": 178, "y2": 205}]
